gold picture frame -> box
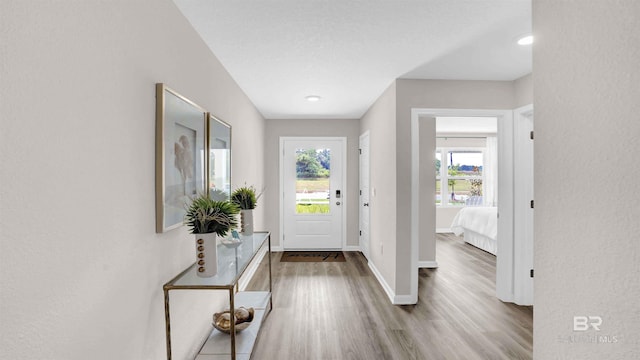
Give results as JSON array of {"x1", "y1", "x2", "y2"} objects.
[{"x1": 155, "y1": 83, "x2": 207, "y2": 233}]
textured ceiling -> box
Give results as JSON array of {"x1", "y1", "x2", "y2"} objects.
[{"x1": 173, "y1": 0, "x2": 531, "y2": 119}]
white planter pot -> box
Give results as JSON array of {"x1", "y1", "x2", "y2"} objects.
[
  {"x1": 195, "y1": 233, "x2": 218, "y2": 277},
  {"x1": 240, "y1": 209, "x2": 254, "y2": 236}
]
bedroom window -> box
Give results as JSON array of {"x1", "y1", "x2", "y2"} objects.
[{"x1": 435, "y1": 149, "x2": 484, "y2": 207}]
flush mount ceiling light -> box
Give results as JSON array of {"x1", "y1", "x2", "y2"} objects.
[
  {"x1": 305, "y1": 95, "x2": 321, "y2": 102},
  {"x1": 517, "y1": 35, "x2": 533, "y2": 45}
]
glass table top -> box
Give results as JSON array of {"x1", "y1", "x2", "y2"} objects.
[{"x1": 165, "y1": 231, "x2": 270, "y2": 289}]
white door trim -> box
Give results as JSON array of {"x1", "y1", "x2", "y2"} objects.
[
  {"x1": 279, "y1": 136, "x2": 348, "y2": 250},
  {"x1": 411, "y1": 108, "x2": 515, "y2": 304}
]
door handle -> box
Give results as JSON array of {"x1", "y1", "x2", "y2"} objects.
[
  {"x1": 363, "y1": 203, "x2": 369, "y2": 206},
  {"x1": 336, "y1": 201, "x2": 341, "y2": 205}
]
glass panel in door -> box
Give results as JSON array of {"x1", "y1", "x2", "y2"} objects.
[{"x1": 295, "y1": 148, "x2": 331, "y2": 214}]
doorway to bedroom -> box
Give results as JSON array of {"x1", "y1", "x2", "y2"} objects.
[
  {"x1": 434, "y1": 115, "x2": 502, "y2": 278},
  {"x1": 423, "y1": 110, "x2": 534, "y2": 307},
  {"x1": 434, "y1": 116, "x2": 503, "y2": 294},
  {"x1": 435, "y1": 117, "x2": 499, "y2": 248},
  {"x1": 411, "y1": 108, "x2": 513, "y2": 305}
]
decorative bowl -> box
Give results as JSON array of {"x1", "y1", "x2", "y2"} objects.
[{"x1": 212, "y1": 307, "x2": 255, "y2": 334}]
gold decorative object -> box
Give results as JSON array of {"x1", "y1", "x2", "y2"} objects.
[{"x1": 212, "y1": 307, "x2": 255, "y2": 334}]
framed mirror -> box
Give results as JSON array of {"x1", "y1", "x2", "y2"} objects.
[{"x1": 207, "y1": 114, "x2": 231, "y2": 201}]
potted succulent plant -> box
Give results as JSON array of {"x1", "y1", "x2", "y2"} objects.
[
  {"x1": 230, "y1": 186, "x2": 259, "y2": 236},
  {"x1": 185, "y1": 194, "x2": 239, "y2": 277}
]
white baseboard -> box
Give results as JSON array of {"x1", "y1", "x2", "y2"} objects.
[
  {"x1": 393, "y1": 294, "x2": 417, "y2": 305},
  {"x1": 238, "y1": 245, "x2": 267, "y2": 291},
  {"x1": 273, "y1": 246, "x2": 358, "y2": 252},
  {"x1": 436, "y1": 228, "x2": 452, "y2": 233},
  {"x1": 367, "y1": 261, "x2": 417, "y2": 305},
  {"x1": 367, "y1": 261, "x2": 395, "y2": 304},
  {"x1": 418, "y1": 261, "x2": 439, "y2": 268},
  {"x1": 498, "y1": 292, "x2": 514, "y2": 303}
]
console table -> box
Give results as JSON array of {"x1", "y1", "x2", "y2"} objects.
[{"x1": 163, "y1": 231, "x2": 272, "y2": 360}]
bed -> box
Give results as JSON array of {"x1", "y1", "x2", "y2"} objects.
[{"x1": 450, "y1": 206, "x2": 498, "y2": 255}]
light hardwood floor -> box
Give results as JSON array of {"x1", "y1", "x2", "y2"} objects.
[{"x1": 246, "y1": 233, "x2": 533, "y2": 360}]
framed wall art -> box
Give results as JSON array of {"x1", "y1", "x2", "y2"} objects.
[
  {"x1": 207, "y1": 114, "x2": 232, "y2": 201},
  {"x1": 156, "y1": 83, "x2": 207, "y2": 233}
]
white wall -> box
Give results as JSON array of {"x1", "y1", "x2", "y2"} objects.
[
  {"x1": 436, "y1": 137, "x2": 488, "y2": 148},
  {"x1": 263, "y1": 119, "x2": 360, "y2": 250},
  {"x1": 0, "y1": 1, "x2": 264, "y2": 359},
  {"x1": 436, "y1": 207, "x2": 463, "y2": 231},
  {"x1": 533, "y1": 1, "x2": 640, "y2": 358},
  {"x1": 359, "y1": 82, "x2": 398, "y2": 294}
]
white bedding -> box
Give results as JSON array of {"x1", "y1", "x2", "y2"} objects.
[{"x1": 450, "y1": 207, "x2": 498, "y2": 241}]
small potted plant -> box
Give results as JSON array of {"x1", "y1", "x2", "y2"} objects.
[
  {"x1": 230, "y1": 186, "x2": 259, "y2": 236},
  {"x1": 185, "y1": 194, "x2": 239, "y2": 277}
]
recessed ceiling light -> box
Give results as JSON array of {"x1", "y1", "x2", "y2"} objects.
[
  {"x1": 517, "y1": 35, "x2": 533, "y2": 45},
  {"x1": 305, "y1": 95, "x2": 321, "y2": 102}
]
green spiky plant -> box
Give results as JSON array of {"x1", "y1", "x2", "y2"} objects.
[
  {"x1": 184, "y1": 194, "x2": 239, "y2": 235},
  {"x1": 230, "y1": 186, "x2": 258, "y2": 210}
]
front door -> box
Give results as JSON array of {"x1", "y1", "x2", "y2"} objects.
[{"x1": 281, "y1": 137, "x2": 345, "y2": 249}]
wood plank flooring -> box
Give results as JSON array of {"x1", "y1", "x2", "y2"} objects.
[{"x1": 246, "y1": 233, "x2": 532, "y2": 359}]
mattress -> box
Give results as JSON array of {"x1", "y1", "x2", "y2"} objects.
[
  {"x1": 450, "y1": 207, "x2": 498, "y2": 255},
  {"x1": 450, "y1": 206, "x2": 498, "y2": 241}
]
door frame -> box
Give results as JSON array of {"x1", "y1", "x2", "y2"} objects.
[{"x1": 279, "y1": 136, "x2": 348, "y2": 250}]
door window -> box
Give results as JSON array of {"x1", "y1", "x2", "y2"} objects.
[{"x1": 295, "y1": 148, "x2": 331, "y2": 214}]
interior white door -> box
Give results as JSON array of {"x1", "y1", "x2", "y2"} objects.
[
  {"x1": 521, "y1": 112, "x2": 534, "y2": 304},
  {"x1": 359, "y1": 132, "x2": 371, "y2": 260},
  {"x1": 514, "y1": 107, "x2": 534, "y2": 305},
  {"x1": 282, "y1": 138, "x2": 344, "y2": 250}
]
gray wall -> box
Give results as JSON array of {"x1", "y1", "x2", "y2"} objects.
[
  {"x1": 359, "y1": 78, "x2": 531, "y2": 298},
  {"x1": 395, "y1": 79, "x2": 516, "y2": 295},
  {"x1": 263, "y1": 119, "x2": 361, "y2": 249},
  {"x1": 514, "y1": 73, "x2": 533, "y2": 109},
  {"x1": 359, "y1": 82, "x2": 398, "y2": 291},
  {"x1": 533, "y1": 1, "x2": 640, "y2": 358},
  {"x1": 418, "y1": 116, "x2": 437, "y2": 265},
  {"x1": 0, "y1": 1, "x2": 265, "y2": 359}
]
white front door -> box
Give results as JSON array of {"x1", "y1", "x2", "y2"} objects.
[
  {"x1": 281, "y1": 137, "x2": 345, "y2": 250},
  {"x1": 359, "y1": 132, "x2": 371, "y2": 260}
]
